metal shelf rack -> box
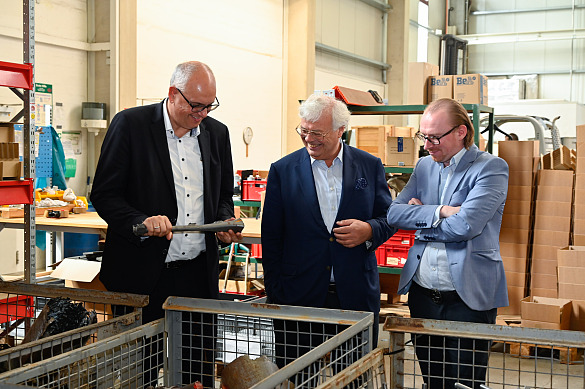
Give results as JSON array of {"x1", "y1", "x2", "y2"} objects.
[{"x1": 0, "y1": 1, "x2": 37, "y2": 283}]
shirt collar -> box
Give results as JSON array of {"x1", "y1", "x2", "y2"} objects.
[
  {"x1": 310, "y1": 140, "x2": 344, "y2": 167},
  {"x1": 438, "y1": 146, "x2": 466, "y2": 169},
  {"x1": 163, "y1": 98, "x2": 200, "y2": 139}
]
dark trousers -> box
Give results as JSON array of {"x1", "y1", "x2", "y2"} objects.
[
  {"x1": 114, "y1": 253, "x2": 214, "y2": 388},
  {"x1": 408, "y1": 282, "x2": 497, "y2": 389},
  {"x1": 271, "y1": 285, "x2": 374, "y2": 387}
]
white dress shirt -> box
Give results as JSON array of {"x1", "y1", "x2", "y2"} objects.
[
  {"x1": 311, "y1": 142, "x2": 343, "y2": 282},
  {"x1": 163, "y1": 100, "x2": 205, "y2": 263},
  {"x1": 414, "y1": 147, "x2": 467, "y2": 291}
]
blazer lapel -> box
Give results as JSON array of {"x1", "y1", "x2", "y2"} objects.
[
  {"x1": 199, "y1": 122, "x2": 211, "y2": 221},
  {"x1": 339, "y1": 144, "x2": 356, "y2": 213},
  {"x1": 150, "y1": 101, "x2": 175, "y2": 196},
  {"x1": 296, "y1": 150, "x2": 327, "y2": 228},
  {"x1": 442, "y1": 145, "x2": 479, "y2": 201}
]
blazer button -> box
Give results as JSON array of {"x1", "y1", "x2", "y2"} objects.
[
  {"x1": 162, "y1": 249, "x2": 168, "y2": 255},
  {"x1": 329, "y1": 237, "x2": 334, "y2": 242},
  {"x1": 417, "y1": 255, "x2": 421, "y2": 259}
]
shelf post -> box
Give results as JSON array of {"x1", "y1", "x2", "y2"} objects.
[{"x1": 23, "y1": 0, "x2": 36, "y2": 284}]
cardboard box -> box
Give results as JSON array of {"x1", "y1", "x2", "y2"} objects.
[
  {"x1": 0, "y1": 123, "x2": 16, "y2": 143},
  {"x1": 354, "y1": 126, "x2": 387, "y2": 161},
  {"x1": 574, "y1": 234, "x2": 585, "y2": 246},
  {"x1": 559, "y1": 283, "x2": 585, "y2": 300},
  {"x1": 508, "y1": 171, "x2": 535, "y2": 187},
  {"x1": 574, "y1": 189, "x2": 585, "y2": 206},
  {"x1": 573, "y1": 219, "x2": 585, "y2": 235},
  {"x1": 503, "y1": 156, "x2": 538, "y2": 172},
  {"x1": 51, "y1": 257, "x2": 106, "y2": 291},
  {"x1": 407, "y1": 62, "x2": 439, "y2": 104},
  {"x1": 428, "y1": 75, "x2": 453, "y2": 102},
  {"x1": 521, "y1": 296, "x2": 572, "y2": 330},
  {"x1": 541, "y1": 145, "x2": 576, "y2": 170},
  {"x1": 532, "y1": 245, "x2": 561, "y2": 262},
  {"x1": 530, "y1": 288, "x2": 558, "y2": 299},
  {"x1": 453, "y1": 74, "x2": 488, "y2": 105},
  {"x1": 500, "y1": 228, "x2": 530, "y2": 244},
  {"x1": 538, "y1": 169, "x2": 574, "y2": 187},
  {"x1": 570, "y1": 300, "x2": 585, "y2": 331},
  {"x1": 534, "y1": 200, "x2": 572, "y2": 218},
  {"x1": 393, "y1": 126, "x2": 416, "y2": 137},
  {"x1": 530, "y1": 273, "x2": 558, "y2": 290},
  {"x1": 502, "y1": 214, "x2": 531, "y2": 230},
  {"x1": 558, "y1": 266, "x2": 585, "y2": 285},
  {"x1": 531, "y1": 258, "x2": 558, "y2": 275},
  {"x1": 505, "y1": 185, "x2": 533, "y2": 202},
  {"x1": 386, "y1": 137, "x2": 416, "y2": 167},
  {"x1": 500, "y1": 243, "x2": 529, "y2": 259},
  {"x1": 498, "y1": 141, "x2": 540, "y2": 159},
  {"x1": 506, "y1": 271, "x2": 527, "y2": 287},
  {"x1": 535, "y1": 186, "x2": 573, "y2": 203},
  {"x1": 502, "y1": 256, "x2": 528, "y2": 273},
  {"x1": 498, "y1": 285, "x2": 526, "y2": 315},
  {"x1": 533, "y1": 216, "x2": 571, "y2": 233},
  {"x1": 503, "y1": 200, "x2": 532, "y2": 216},
  {"x1": 532, "y1": 229, "x2": 569, "y2": 247},
  {"x1": 557, "y1": 246, "x2": 585, "y2": 268}
]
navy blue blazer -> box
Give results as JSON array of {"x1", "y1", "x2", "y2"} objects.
[{"x1": 261, "y1": 143, "x2": 395, "y2": 314}]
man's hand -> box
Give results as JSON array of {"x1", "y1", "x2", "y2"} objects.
[
  {"x1": 333, "y1": 219, "x2": 373, "y2": 248},
  {"x1": 440, "y1": 205, "x2": 460, "y2": 218},
  {"x1": 143, "y1": 215, "x2": 173, "y2": 240},
  {"x1": 216, "y1": 217, "x2": 244, "y2": 244},
  {"x1": 408, "y1": 198, "x2": 423, "y2": 205}
]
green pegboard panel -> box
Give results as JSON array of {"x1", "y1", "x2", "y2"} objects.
[{"x1": 64, "y1": 158, "x2": 76, "y2": 178}]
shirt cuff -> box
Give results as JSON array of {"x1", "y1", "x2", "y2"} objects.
[{"x1": 432, "y1": 205, "x2": 443, "y2": 228}]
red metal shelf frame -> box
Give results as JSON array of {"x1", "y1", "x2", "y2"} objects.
[
  {"x1": 0, "y1": 179, "x2": 35, "y2": 205},
  {"x1": 0, "y1": 61, "x2": 34, "y2": 90}
]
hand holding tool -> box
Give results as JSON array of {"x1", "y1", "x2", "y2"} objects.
[{"x1": 133, "y1": 218, "x2": 245, "y2": 237}]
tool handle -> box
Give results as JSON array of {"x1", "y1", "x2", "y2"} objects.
[{"x1": 132, "y1": 218, "x2": 245, "y2": 236}]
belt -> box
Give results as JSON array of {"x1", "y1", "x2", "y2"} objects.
[
  {"x1": 164, "y1": 252, "x2": 206, "y2": 269},
  {"x1": 412, "y1": 282, "x2": 459, "y2": 305}
]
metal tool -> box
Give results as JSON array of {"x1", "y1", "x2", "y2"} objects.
[{"x1": 132, "y1": 218, "x2": 245, "y2": 236}]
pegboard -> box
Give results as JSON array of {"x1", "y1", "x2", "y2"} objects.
[{"x1": 14, "y1": 124, "x2": 53, "y2": 178}]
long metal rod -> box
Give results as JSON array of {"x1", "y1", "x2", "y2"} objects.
[
  {"x1": 357, "y1": 0, "x2": 392, "y2": 12},
  {"x1": 470, "y1": 4, "x2": 585, "y2": 16},
  {"x1": 315, "y1": 42, "x2": 391, "y2": 71},
  {"x1": 23, "y1": 0, "x2": 36, "y2": 284}
]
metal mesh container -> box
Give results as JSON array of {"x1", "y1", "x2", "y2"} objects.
[
  {"x1": 0, "y1": 296, "x2": 374, "y2": 388},
  {"x1": 0, "y1": 281, "x2": 147, "y2": 375}
]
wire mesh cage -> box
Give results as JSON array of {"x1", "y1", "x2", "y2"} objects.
[
  {"x1": 384, "y1": 315, "x2": 585, "y2": 389},
  {"x1": 0, "y1": 296, "x2": 374, "y2": 388},
  {"x1": 0, "y1": 281, "x2": 147, "y2": 375}
]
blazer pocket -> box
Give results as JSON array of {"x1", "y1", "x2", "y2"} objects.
[{"x1": 472, "y1": 249, "x2": 501, "y2": 261}]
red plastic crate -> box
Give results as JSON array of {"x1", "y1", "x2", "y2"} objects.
[
  {"x1": 0, "y1": 295, "x2": 35, "y2": 322},
  {"x1": 377, "y1": 229, "x2": 416, "y2": 268},
  {"x1": 242, "y1": 180, "x2": 267, "y2": 201},
  {"x1": 250, "y1": 244, "x2": 262, "y2": 259}
]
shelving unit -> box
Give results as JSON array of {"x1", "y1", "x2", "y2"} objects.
[{"x1": 0, "y1": 1, "x2": 37, "y2": 283}]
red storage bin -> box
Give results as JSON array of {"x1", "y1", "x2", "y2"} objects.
[
  {"x1": 242, "y1": 180, "x2": 267, "y2": 201},
  {"x1": 377, "y1": 229, "x2": 416, "y2": 268},
  {"x1": 250, "y1": 244, "x2": 262, "y2": 259}
]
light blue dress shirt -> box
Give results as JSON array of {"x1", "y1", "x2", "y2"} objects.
[{"x1": 414, "y1": 147, "x2": 467, "y2": 291}]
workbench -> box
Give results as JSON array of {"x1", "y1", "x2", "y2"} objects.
[{"x1": 0, "y1": 213, "x2": 262, "y2": 262}]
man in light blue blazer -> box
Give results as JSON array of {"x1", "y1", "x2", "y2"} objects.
[
  {"x1": 386, "y1": 98, "x2": 509, "y2": 389},
  {"x1": 262, "y1": 94, "x2": 395, "y2": 368}
]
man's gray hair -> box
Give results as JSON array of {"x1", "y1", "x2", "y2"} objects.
[
  {"x1": 170, "y1": 61, "x2": 212, "y2": 90},
  {"x1": 299, "y1": 94, "x2": 351, "y2": 131}
]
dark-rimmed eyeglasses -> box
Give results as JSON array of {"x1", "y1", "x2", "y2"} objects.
[
  {"x1": 176, "y1": 88, "x2": 220, "y2": 113},
  {"x1": 415, "y1": 125, "x2": 459, "y2": 145},
  {"x1": 295, "y1": 124, "x2": 333, "y2": 140}
]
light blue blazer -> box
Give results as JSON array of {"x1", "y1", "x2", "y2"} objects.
[{"x1": 386, "y1": 145, "x2": 509, "y2": 311}]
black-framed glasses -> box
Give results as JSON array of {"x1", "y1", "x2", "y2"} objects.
[
  {"x1": 176, "y1": 88, "x2": 220, "y2": 113},
  {"x1": 415, "y1": 125, "x2": 459, "y2": 145},
  {"x1": 295, "y1": 124, "x2": 333, "y2": 140}
]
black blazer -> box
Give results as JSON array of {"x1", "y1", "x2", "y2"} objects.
[{"x1": 91, "y1": 101, "x2": 234, "y2": 297}]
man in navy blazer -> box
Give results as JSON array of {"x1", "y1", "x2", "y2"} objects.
[
  {"x1": 262, "y1": 94, "x2": 394, "y2": 363},
  {"x1": 91, "y1": 61, "x2": 240, "y2": 387},
  {"x1": 386, "y1": 98, "x2": 509, "y2": 389}
]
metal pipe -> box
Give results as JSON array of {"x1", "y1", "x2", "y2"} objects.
[
  {"x1": 357, "y1": 0, "x2": 391, "y2": 12},
  {"x1": 382, "y1": 0, "x2": 388, "y2": 84},
  {"x1": 471, "y1": 4, "x2": 585, "y2": 16},
  {"x1": 315, "y1": 42, "x2": 390, "y2": 71}
]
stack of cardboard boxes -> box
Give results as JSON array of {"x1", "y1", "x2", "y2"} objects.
[
  {"x1": 0, "y1": 123, "x2": 22, "y2": 180},
  {"x1": 353, "y1": 125, "x2": 417, "y2": 167},
  {"x1": 574, "y1": 124, "x2": 585, "y2": 245},
  {"x1": 407, "y1": 62, "x2": 488, "y2": 105},
  {"x1": 497, "y1": 141, "x2": 539, "y2": 315},
  {"x1": 530, "y1": 170, "x2": 573, "y2": 298}
]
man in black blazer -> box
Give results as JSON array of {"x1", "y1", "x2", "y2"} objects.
[{"x1": 91, "y1": 61, "x2": 240, "y2": 387}]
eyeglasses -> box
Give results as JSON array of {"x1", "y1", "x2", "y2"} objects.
[
  {"x1": 295, "y1": 124, "x2": 333, "y2": 140},
  {"x1": 176, "y1": 88, "x2": 220, "y2": 113},
  {"x1": 415, "y1": 125, "x2": 459, "y2": 145}
]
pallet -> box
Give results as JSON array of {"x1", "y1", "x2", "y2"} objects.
[{"x1": 507, "y1": 342, "x2": 584, "y2": 364}]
